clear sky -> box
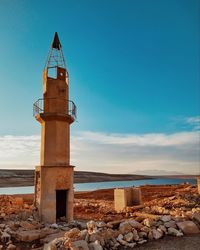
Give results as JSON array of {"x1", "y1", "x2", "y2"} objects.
[{"x1": 0, "y1": 0, "x2": 199, "y2": 175}]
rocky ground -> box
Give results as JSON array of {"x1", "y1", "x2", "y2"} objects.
[{"x1": 0, "y1": 183, "x2": 200, "y2": 249}]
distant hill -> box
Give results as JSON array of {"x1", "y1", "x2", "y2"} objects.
[
  {"x1": 0, "y1": 169, "x2": 198, "y2": 188},
  {"x1": 0, "y1": 169, "x2": 152, "y2": 187}
]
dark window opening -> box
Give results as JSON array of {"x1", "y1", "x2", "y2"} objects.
[{"x1": 56, "y1": 189, "x2": 67, "y2": 221}]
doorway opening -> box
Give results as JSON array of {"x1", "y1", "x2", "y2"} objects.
[{"x1": 56, "y1": 189, "x2": 68, "y2": 221}]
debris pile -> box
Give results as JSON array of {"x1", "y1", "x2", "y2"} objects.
[{"x1": 0, "y1": 184, "x2": 199, "y2": 249}]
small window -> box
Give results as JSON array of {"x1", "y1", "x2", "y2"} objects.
[{"x1": 47, "y1": 67, "x2": 57, "y2": 79}]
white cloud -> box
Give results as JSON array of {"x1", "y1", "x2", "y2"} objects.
[
  {"x1": 0, "y1": 128, "x2": 199, "y2": 175},
  {"x1": 185, "y1": 116, "x2": 200, "y2": 130}
]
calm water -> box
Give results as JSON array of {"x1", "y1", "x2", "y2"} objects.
[{"x1": 0, "y1": 178, "x2": 196, "y2": 195}]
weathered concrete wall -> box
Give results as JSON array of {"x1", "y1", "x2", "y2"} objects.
[
  {"x1": 35, "y1": 66, "x2": 75, "y2": 223},
  {"x1": 114, "y1": 189, "x2": 127, "y2": 212},
  {"x1": 36, "y1": 165, "x2": 74, "y2": 223},
  {"x1": 114, "y1": 187, "x2": 142, "y2": 212},
  {"x1": 40, "y1": 120, "x2": 70, "y2": 166}
]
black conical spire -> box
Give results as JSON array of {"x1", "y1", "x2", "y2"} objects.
[
  {"x1": 52, "y1": 32, "x2": 61, "y2": 50},
  {"x1": 44, "y1": 32, "x2": 66, "y2": 69}
]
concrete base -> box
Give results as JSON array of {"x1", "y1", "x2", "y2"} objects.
[
  {"x1": 114, "y1": 187, "x2": 142, "y2": 212},
  {"x1": 34, "y1": 165, "x2": 74, "y2": 223}
]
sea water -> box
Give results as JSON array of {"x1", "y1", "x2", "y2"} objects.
[{"x1": 0, "y1": 178, "x2": 196, "y2": 195}]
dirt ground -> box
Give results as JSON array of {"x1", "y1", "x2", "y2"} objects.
[
  {"x1": 125, "y1": 235, "x2": 200, "y2": 250},
  {"x1": 3, "y1": 183, "x2": 200, "y2": 249}
]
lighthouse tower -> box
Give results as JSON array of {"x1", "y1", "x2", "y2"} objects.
[{"x1": 33, "y1": 33, "x2": 76, "y2": 223}]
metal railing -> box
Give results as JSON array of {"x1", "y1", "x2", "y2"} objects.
[{"x1": 33, "y1": 98, "x2": 77, "y2": 120}]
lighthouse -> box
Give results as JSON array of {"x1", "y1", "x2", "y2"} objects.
[{"x1": 33, "y1": 33, "x2": 76, "y2": 223}]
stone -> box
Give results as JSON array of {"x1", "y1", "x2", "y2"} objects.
[
  {"x1": 143, "y1": 218, "x2": 155, "y2": 227},
  {"x1": 20, "y1": 221, "x2": 37, "y2": 230},
  {"x1": 123, "y1": 232, "x2": 133, "y2": 242},
  {"x1": 43, "y1": 241, "x2": 57, "y2": 250},
  {"x1": 77, "y1": 222, "x2": 87, "y2": 230},
  {"x1": 177, "y1": 221, "x2": 200, "y2": 234},
  {"x1": 138, "y1": 231, "x2": 147, "y2": 238},
  {"x1": 96, "y1": 222, "x2": 106, "y2": 228},
  {"x1": 152, "y1": 229, "x2": 163, "y2": 240},
  {"x1": 40, "y1": 228, "x2": 57, "y2": 239},
  {"x1": 128, "y1": 219, "x2": 143, "y2": 229},
  {"x1": 65, "y1": 228, "x2": 81, "y2": 239},
  {"x1": 1, "y1": 232, "x2": 11, "y2": 243},
  {"x1": 138, "y1": 239, "x2": 147, "y2": 244},
  {"x1": 88, "y1": 240, "x2": 103, "y2": 250},
  {"x1": 64, "y1": 238, "x2": 72, "y2": 248},
  {"x1": 71, "y1": 240, "x2": 89, "y2": 250},
  {"x1": 87, "y1": 221, "x2": 97, "y2": 234},
  {"x1": 117, "y1": 234, "x2": 128, "y2": 245},
  {"x1": 140, "y1": 226, "x2": 151, "y2": 233},
  {"x1": 132, "y1": 229, "x2": 139, "y2": 241},
  {"x1": 158, "y1": 225, "x2": 167, "y2": 234},
  {"x1": 127, "y1": 242, "x2": 137, "y2": 248},
  {"x1": 118, "y1": 221, "x2": 132, "y2": 234},
  {"x1": 164, "y1": 220, "x2": 176, "y2": 228},
  {"x1": 80, "y1": 229, "x2": 88, "y2": 240},
  {"x1": 160, "y1": 215, "x2": 171, "y2": 222},
  {"x1": 6, "y1": 244, "x2": 16, "y2": 250},
  {"x1": 89, "y1": 232, "x2": 104, "y2": 245},
  {"x1": 168, "y1": 227, "x2": 183, "y2": 237},
  {"x1": 0, "y1": 213, "x2": 6, "y2": 218},
  {"x1": 50, "y1": 223, "x2": 59, "y2": 229},
  {"x1": 16, "y1": 229, "x2": 41, "y2": 242},
  {"x1": 193, "y1": 212, "x2": 200, "y2": 224},
  {"x1": 41, "y1": 231, "x2": 65, "y2": 244}
]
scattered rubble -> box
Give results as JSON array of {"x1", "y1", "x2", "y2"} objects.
[{"x1": 0, "y1": 183, "x2": 199, "y2": 249}]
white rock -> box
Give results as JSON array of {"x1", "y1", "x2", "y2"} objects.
[
  {"x1": 87, "y1": 221, "x2": 97, "y2": 234},
  {"x1": 117, "y1": 234, "x2": 127, "y2": 246},
  {"x1": 96, "y1": 222, "x2": 106, "y2": 228},
  {"x1": 132, "y1": 229, "x2": 139, "y2": 241},
  {"x1": 128, "y1": 219, "x2": 143, "y2": 229},
  {"x1": 160, "y1": 215, "x2": 171, "y2": 222},
  {"x1": 152, "y1": 229, "x2": 163, "y2": 240},
  {"x1": 119, "y1": 221, "x2": 132, "y2": 234},
  {"x1": 138, "y1": 231, "x2": 147, "y2": 238},
  {"x1": 168, "y1": 227, "x2": 183, "y2": 237},
  {"x1": 143, "y1": 218, "x2": 155, "y2": 227},
  {"x1": 164, "y1": 220, "x2": 176, "y2": 228},
  {"x1": 50, "y1": 223, "x2": 59, "y2": 229},
  {"x1": 138, "y1": 239, "x2": 147, "y2": 244},
  {"x1": 88, "y1": 240, "x2": 103, "y2": 250},
  {"x1": 0, "y1": 224, "x2": 5, "y2": 229},
  {"x1": 127, "y1": 242, "x2": 137, "y2": 248},
  {"x1": 80, "y1": 229, "x2": 88, "y2": 240},
  {"x1": 123, "y1": 232, "x2": 133, "y2": 242},
  {"x1": 141, "y1": 226, "x2": 151, "y2": 233},
  {"x1": 158, "y1": 225, "x2": 167, "y2": 234}
]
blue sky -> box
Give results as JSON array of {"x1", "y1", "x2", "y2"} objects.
[{"x1": 0, "y1": 0, "x2": 199, "y2": 174}]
